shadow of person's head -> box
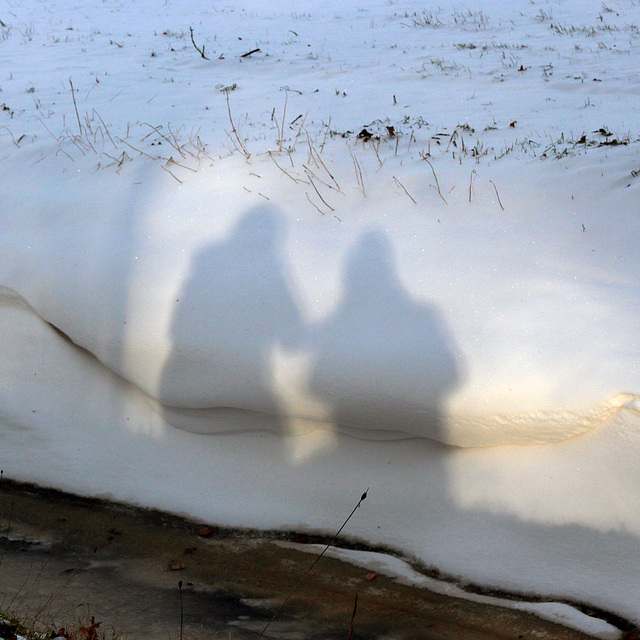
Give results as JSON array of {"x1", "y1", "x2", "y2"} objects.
[{"x1": 309, "y1": 228, "x2": 460, "y2": 439}]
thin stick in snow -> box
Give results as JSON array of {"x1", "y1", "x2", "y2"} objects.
[
  {"x1": 305, "y1": 130, "x2": 316, "y2": 166},
  {"x1": 290, "y1": 112, "x2": 308, "y2": 152},
  {"x1": 320, "y1": 116, "x2": 331, "y2": 153},
  {"x1": 279, "y1": 90, "x2": 288, "y2": 152},
  {"x1": 312, "y1": 147, "x2": 341, "y2": 191},
  {"x1": 92, "y1": 110, "x2": 117, "y2": 149},
  {"x1": 303, "y1": 164, "x2": 335, "y2": 191},
  {"x1": 350, "y1": 148, "x2": 366, "y2": 197},
  {"x1": 393, "y1": 176, "x2": 417, "y2": 204},
  {"x1": 142, "y1": 122, "x2": 185, "y2": 158},
  {"x1": 189, "y1": 27, "x2": 209, "y2": 60},
  {"x1": 305, "y1": 192, "x2": 325, "y2": 215},
  {"x1": 69, "y1": 78, "x2": 82, "y2": 135},
  {"x1": 373, "y1": 139, "x2": 384, "y2": 169},
  {"x1": 257, "y1": 490, "x2": 369, "y2": 639},
  {"x1": 423, "y1": 157, "x2": 447, "y2": 204},
  {"x1": 36, "y1": 117, "x2": 61, "y2": 143},
  {"x1": 225, "y1": 90, "x2": 249, "y2": 157},
  {"x1": 489, "y1": 180, "x2": 505, "y2": 211},
  {"x1": 269, "y1": 151, "x2": 308, "y2": 184},
  {"x1": 161, "y1": 165, "x2": 183, "y2": 183},
  {"x1": 118, "y1": 138, "x2": 157, "y2": 161},
  {"x1": 305, "y1": 170, "x2": 335, "y2": 211}
]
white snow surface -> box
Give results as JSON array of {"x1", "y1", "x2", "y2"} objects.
[{"x1": 1, "y1": 0, "x2": 640, "y2": 629}]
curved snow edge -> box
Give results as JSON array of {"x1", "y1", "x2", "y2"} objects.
[
  {"x1": 2, "y1": 283, "x2": 638, "y2": 449},
  {"x1": 281, "y1": 542, "x2": 627, "y2": 640}
]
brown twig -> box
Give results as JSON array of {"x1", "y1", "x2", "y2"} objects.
[
  {"x1": 69, "y1": 78, "x2": 82, "y2": 135},
  {"x1": 257, "y1": 490, "x2": 369, "y2": 639},
  {"x1": 290, "y1": 111, "x2": 308, "y2": 152},
  {"x1": 303, "y1": 164, "x2": 334, "y2": 190},
  {"x1": 225, "y1": 90, "x2": 249, "y2": 157},
  {"x1": 305, "y1": 170, "x2": 335, "y2": 211},
  {"x1": 118, "y1": 138, "x2": 157, "y2": 161},
  {"x1": 279, "y1": 90, "x2": 288, "y2": 151},
  {"x1": 189, "y1": 27, "x2": 209, "y2": 60},
  {"x1": 489, "y1": 179, "x2": 505, "y2": 210},
  {"x1": 92, "y1": 109, "x2": 117, "y2": 149},
  {"x1": 347, "y1": 593, "x2": 358, "y2": 640},
  {"x1": 422, "y1": 157, "x2": 447, "y2": 204},
  {"x1": 305, "y1": 192, "x2": 326, "y2": 215},
  {"x1": 393, "y1": 176, "x2": 417, "y2": 204},
  {"x1": 311, "y1": 146, "x2": 340, "y2": 190},
  {"x1": 320, "y1": 116, "x2": 331, "y2": 153},
  {"x1": 142, "y1": 122, "x2": 186, "y2": 158},
  {"x1": 161, "y1": 164, "x2": 183, "y2": 183},
  {"x1": 269, "y1": 151, "x2": 308, "y2": 184},
  {"x1": 350, "y1": 148, "x2": 365, "y2": 197}
]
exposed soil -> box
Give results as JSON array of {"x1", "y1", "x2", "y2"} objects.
[{"x1": 0, "y1": 480, "x2": 625, "y2": 640}]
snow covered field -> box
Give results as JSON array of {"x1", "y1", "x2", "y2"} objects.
[{"x1": 1, "y1": 0, "x2": 640, "y2": 631}]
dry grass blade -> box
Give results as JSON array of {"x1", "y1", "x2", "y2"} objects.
[
  {"x1": 142, "y1": 123, "x2": 186, "y2": 158},
  {"x1": 305, "y1": 170, "x2": 335, "y2": 211},
  {"x1": 305, "y1": 192, "x2": 326, "y2": 215},
  {"x1": 69, "y1": 78, "x2": 82, "y2": 135},
  {"x1": 489, "y1": 179, "x2": 505, "y2": 210},
  {"x1": 422, "y1": 157, "x2": 447, "y2": 204},
  {"x1": 320, "y1": 116, "x2": 331, "y2": 153},
  {"x1": 256, "y1": 489, "x2": 369, "y2": 639},
  {"x1": 311, "y1": 146, "x2": 341, "y2": 190},
  {"x1": 393, "y1": 176, "x2": 417, "y2": 204},
  {"x1": 279, "y1": 90, "x2": 288, "y2": 152},
  {"x1": 290, "y1": 112, "x2": 308, "y2": 152},
  {"x1": 269, "y1": 151, "x2": 309, "y2": 184},
  {"x1": 349, "y1": 148, "x2": 366, "y2": 197},
  {"x1": 225, "y1": 90, "x2": 249, "y2": 157},
  {"x1": 303, "y1": 164, "x2": 335, "y2": 190},
  {"x1": 347, "y1": 593, "x2": 358, "y2": 640},
  {"x1": 91, "y1": 110, "x2": 117, "y2": 149}
]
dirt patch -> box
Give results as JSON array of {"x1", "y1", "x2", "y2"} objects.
[{"x1": 0, "y1": 480, "x2": 623, "y2": 639}]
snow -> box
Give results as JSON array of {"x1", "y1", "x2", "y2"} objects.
[{"x1": 1, "y1": 0, "x2": 640, "y2": 631}]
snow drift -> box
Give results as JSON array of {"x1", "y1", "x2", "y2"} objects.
[{"x1": 2, "y1": 0, "x2": 640, "y2": 630}]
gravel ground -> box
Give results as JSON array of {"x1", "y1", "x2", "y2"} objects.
[{"x1": 0, "y1": 480, "x2": 625, "y2": 640}]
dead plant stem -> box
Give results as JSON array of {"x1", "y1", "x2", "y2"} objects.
[
  {"x1": 69, "y1": 78, "x2": 82, "y2": 136},
  {"x1": 489, "y1": 179, "x2": 505, "y2": 210},
  {"x1": 257, "y1": 490, "x2": 369, "y2": 639},
  {"x1": 225, "y1": 90, "x2": 249, "y2": 157},
  {"x1": 423, "y1": 157, "x2": 447, "y2": 204},
  {"x1": 393, "y1": 176, "x2": 417, "y2": 204},
  {"x1": 305, "y1": 170, "x2": 335, "y2": 211}
]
